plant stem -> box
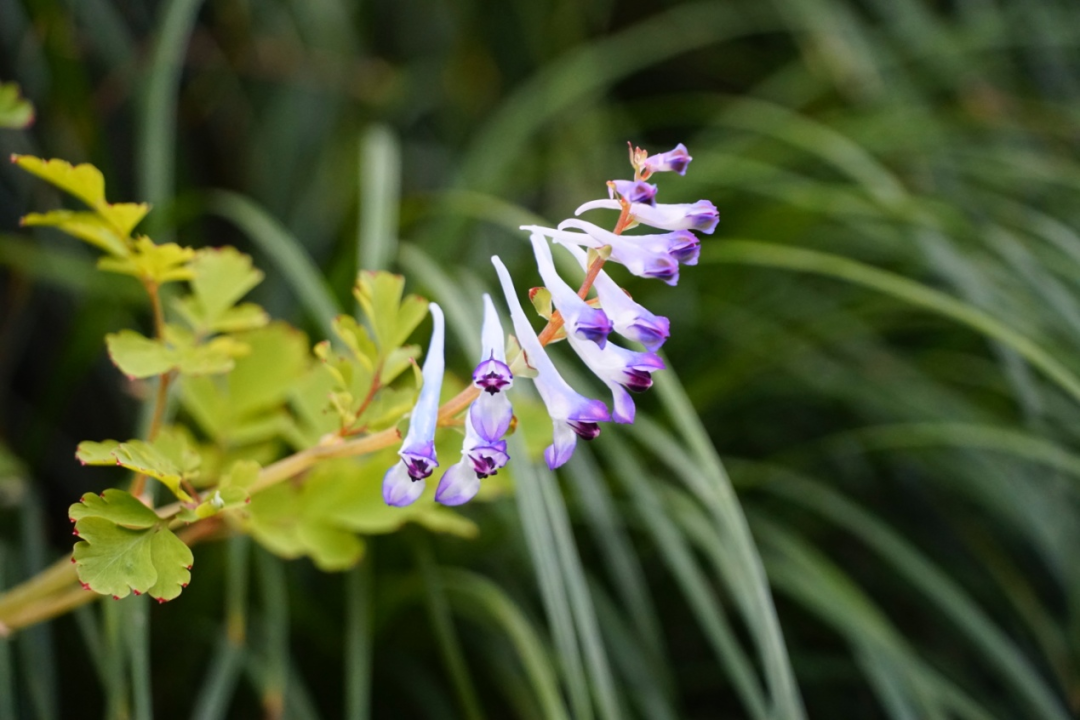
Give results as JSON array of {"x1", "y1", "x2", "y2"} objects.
[{"x1": 132, "y1": 280, "x2": 172, "y2": 500}]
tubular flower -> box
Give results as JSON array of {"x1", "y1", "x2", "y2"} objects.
[
  {"x1": 525, "y1": 220, "x2": 688, "y2": 286},
  {"x1": 528, "y1": 232, "x2": 613, "y2": 347},
  {"x1": 642, "y1": 143, "x2": 692, "y2": 176},
  {"x1": 559, "y1": 243, "x2": 670, "y2": 350},
  {"x1": 565, "y1": 331, "x2": 666, "y2": 424},
  {"x1": 492, "y1": 256, "x2": 610, "y2": 470},
  {"x1": 469, "y1": 294, "x2": 514, "y2": 441},
  {"x1": 575, "y1": 198, "x2": 719, "y2": 235},
  {"x1": 436, "y1": 295, "x2": 514, "y2": 506},
  {"x1": 608, "y1": 179, "x2": 657, "y2": 206},
  {"x1": 383, "y1": 303, "x2": 445, "y2": 507}
]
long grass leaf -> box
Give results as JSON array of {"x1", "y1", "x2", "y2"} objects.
[
  {"x1": 440, "y1": 569, "x2": 569, "y2": 720},
  {"x1": 755, "y1": 466, "x2": 1071, "y2": 720},
  {"x1": 601, "y1": 435, "x2": 769, "y2": 720},
  {"x1": 702, "y1": 241, "x2": 1080, "y2": 405},
  {"x1": 137, "y1": 0, "x2": 204, "y2": 237},
  {"x1": 508, "y1": 432, "x2": 593, "y2": 720},
  {"x1": 643, "y1": 373, "x2": 805, "y2": 719},
  {"x1": 415, "y1": 537, "x2": 485, "y2": 720},
  {"x1": 357, "y1": 124, "x2": 401, "y2": 273},
  {"x1": 344, "y1": 557, "x2": 373, "y2": 720},
  {"x1": 535, "y1": 459, "x2": 624, "y2": 720}
]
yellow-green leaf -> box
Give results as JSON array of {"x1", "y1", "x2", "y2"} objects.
[
  {"x1": 12, "y1": 155, "x2": 104, "y2": 208},
  {"x1": 97, "y1": 237, "x2": 194, "y2": 285},
  {"x1": 69, "y1": 489, "x2": 158, "y2": 529},
  {"x1": 97, "y1": 202, "x2": 150, "y2": 237},
  {"x1": 105, "y1": 330, "x2": 174, "y2": 379},
  {"x1": 20, "y1": 210, "x2": 129, "y2": 256},
  {"x1": 71, "y1": 508, "x2": 193, "y2": 602},
  {"x1": 187, "y1": 247, "x2": 264, "y2": 326},
  {"x1": 0, "y1": 82, "x2": 34, "y2": 129}
]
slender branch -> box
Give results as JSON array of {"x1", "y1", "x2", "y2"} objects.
[{"x1": 132, "y1": 279, "x2": 172, "y2": 500}]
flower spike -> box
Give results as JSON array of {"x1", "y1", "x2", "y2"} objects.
[
  {"x1": 560, "y1": 243, "x2": 670, "y2": 350},
  {"x1": 528, "y1": 233, "x2": 613, "y2": 347},
  {"x1": 492, "y1": 256, "x2": 610, "y2": 469},
  {"x1": 383, "y1": 303, "x2": 445, "y2": 507}
]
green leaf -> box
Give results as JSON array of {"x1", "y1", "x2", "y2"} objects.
[
  {"x1": 12, "y1": 155, "x2": 105, "y2": 208},
  {"x1": 181, "y1": 324, "x2": 309, "y2": 443},
  {"x1": 245, "y1": 482, "x2": 366, "y2": 572},
  {"x1": 71, "y1": 514, "x2": 193, "y2": 601},
  {"x1": 105, "y1": 331, "x2": 174, "y2": 379},
  {"x1": 331, "y1": 315, "x2": 377, "y2": 368},
  {"x1": 97, "y1": 237, "x2": 194, "y2": 285},
  {"x1": 69, "y1": 489, "x2": 159, "y2": 529},
  {"x1": 353, "y1": 270, "x2": 429, "y2": 354},
  {"x1": 0, "y1": 82, "x2": 34, "y2": 129},
  {"x1": 112, "y1": 440, "x2": 191, "y2": 502},
  {"x1": 97, "y1": 203, "x2": 150, "y2": 237},
  {"x1": 76, "y1": 437, "x2": 194, "y2": 502},
  {"x1": 185, "y1": 247, "x2": 265, "y2": 327},
  {"x1": 174, "y1": 336, "x2": 249, "y2": 376},
  {"x1": 20, "y1": 210, "x2": 130, "y2": 256}
]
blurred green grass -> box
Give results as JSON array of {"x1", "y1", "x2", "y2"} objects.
[{"x1": 2, "y1": 0, "x2": 1080, "y2": 717}]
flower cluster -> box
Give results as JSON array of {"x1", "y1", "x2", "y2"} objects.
[{"x1": 383, "y1": 143, "x2": 716, "y2": 507}]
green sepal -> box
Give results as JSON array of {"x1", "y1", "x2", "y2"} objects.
[
  {"x1": 506, "y1": 335, "x2": 538, "y2": 379},
  {"x1": 0, "y1": 82, "x2": 34, "y2": 129},
  {"x1": 529, "y1": 286, "x2": 553, "y2": 320},
  {"x1": 586, "y1": 245, "x2": 613, "y2": 266}
]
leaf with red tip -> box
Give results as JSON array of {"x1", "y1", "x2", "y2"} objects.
[
  {"x1": 69, "y1": 489, "x2": 158, "y2": 529},
  {"x1": 70, "y1": 502, "x2": 194, "y2": 602}
]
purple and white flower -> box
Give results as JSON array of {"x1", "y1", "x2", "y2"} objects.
[
  {"x1": 559, "y1": 243, "x2": 670, "y2": 350},
  {"x1": 435, "y1": 295, "x2": 514, "y2": 506},
  {"x1": 492, "y1": 256, "x2": 610, "y2": 469},
  {"x1": 642, "y1": 143, "x2": 692, "y2": 176},
  {"x1": 575, "y1": 198, "x2": 718, "y2": 235},
  {"x1": 565, "y1": 332, "x2": 666, "y2": 424},
  {"x1": 608, "y1": 179, "x2": 657, "y2": 206},
  {"x1": 383, "y1": 303, "x2": 445, "y2": 507},
  {"x1": 527, "y1": 232, "x2": 613, "y2": 347},
  {"x1": 432, "y1": 460, "x2": 480, "y2": 507},
  {"x1": 525, "y1": 221, "x2": 688, "y2": 286}
]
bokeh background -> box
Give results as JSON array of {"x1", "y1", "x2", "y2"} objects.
[{"x1": 2, "y1": 0, "x2": 1080, "y2": 717}]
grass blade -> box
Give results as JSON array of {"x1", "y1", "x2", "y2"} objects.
[
  {"x1": 440, "y1": 569, "x2": 569, "y2": 720},
  {"x1": 357, "y1": 124, "x2": 401, "y2": 273},
  {"x1": 344, "y1": 557, "x2": 373, "y2": 720}
]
